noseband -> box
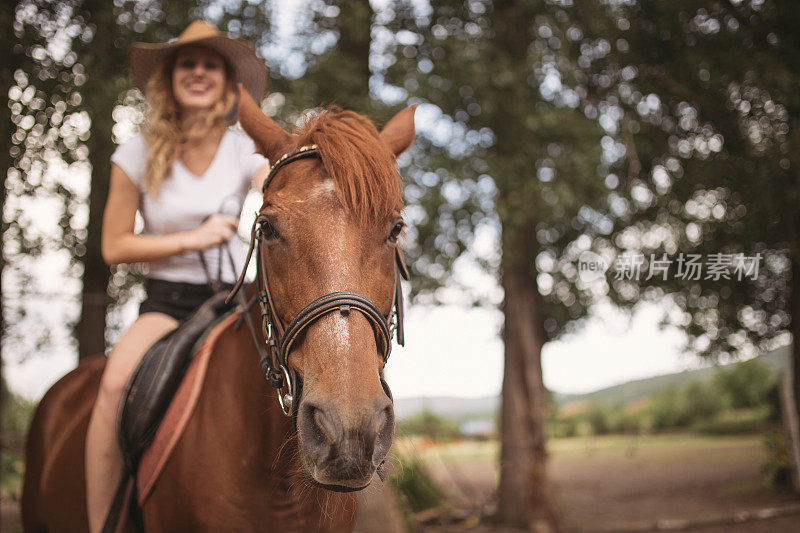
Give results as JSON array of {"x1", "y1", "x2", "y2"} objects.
[{"x1": 228, "y1": 145, "x2": 408, "y2": 416}]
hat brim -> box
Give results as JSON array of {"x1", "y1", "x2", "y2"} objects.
[{"x1": 129, "y1": 35, "x2": 268, "y2": 103}]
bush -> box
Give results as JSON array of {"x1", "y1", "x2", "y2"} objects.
[
  {"x1": 649, "y1": 385, "x2": 690, "y2": 430},
  {"x1": 761, "y1": 428, "x2": 792, "y2": 488},
  {"x1": 691, "y1": 408, "x2": 770, "y2": 435},
  {"x1": 1, "y1": 386, "x2": 36, "y2": 503},
  {"x1": 399, "y1": 410, "x2": 460, "y2": 441},
  {"x1": 550, "y1": 416, "x2": 579, "y2": 438},
  {"x1": 714, "y1": 359, "x2": 775, "y2": 410},
  {"x1": 390, "y1": 455, "x2": 444, "y2": 513},
  {"x1": 683, "y1": 380, "x2": 724, "y2": 423},
  {"x1": 585, "y1": 402, "x2": 612, "y2": 435},
  {"x1": 2, "y1": 388, "x2": 36, "y2": 443}
]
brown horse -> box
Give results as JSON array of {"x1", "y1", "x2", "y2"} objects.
[{"x1": 21, "y1": 87, "x2": 416, "y2": 532}]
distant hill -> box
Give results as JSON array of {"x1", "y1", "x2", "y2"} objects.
[
  {"x1": 394, "y1": 395, "x2": 499, "y2": 420},
  {"x1": 395, "y1": 345, "x2": 790, "y2": 420},
  {"x1": 556, "y1": 345, "x2": 789, "y2": 409}
]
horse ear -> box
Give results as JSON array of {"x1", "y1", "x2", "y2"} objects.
[
  {"x1": 380, "y1": 105, "x2": 417, "y2": 157},
  {"x1": 237, "y1": 84, "x2": 292, "y2": 162}
]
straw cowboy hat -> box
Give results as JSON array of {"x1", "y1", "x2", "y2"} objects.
[{"x1": 128, "y1": 20, "x2": 268, "y2": 101}]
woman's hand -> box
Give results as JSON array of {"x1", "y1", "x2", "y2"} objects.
[
  {"x1": 103, "y1": 164, "x2": 244, "y2": 265},
  {"x1": 181, "y1": 214, "x2": 239, "y2": 251}
]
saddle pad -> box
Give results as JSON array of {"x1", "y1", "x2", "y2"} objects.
[{"x1": 136, "y1": 313, "x2": 240, "y2": 504}]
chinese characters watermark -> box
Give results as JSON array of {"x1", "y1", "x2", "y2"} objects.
[
  {"x1": 575, "y1": 252, "x2": 763, "y2": 282},
  {"x1": 613, "y1": 253, "x2": 762, "y2": 281}
]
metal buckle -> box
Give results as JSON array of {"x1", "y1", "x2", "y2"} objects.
[
  {"x1": 276, "y1": 365, "x2": 294, "y2": 416},
  {"x1": 387, "y1": 310, "x2": 397, "y2": 337}
]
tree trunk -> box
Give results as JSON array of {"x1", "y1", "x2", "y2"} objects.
[
  {"x1": 1, "y1": 0, "x2": 22, "y2": 407},
  {"x1": 311, "y1": 0, "x2": 372, "y2": 114},
  {"x1": 496, "y1": 221, "x2": 563, "y2": 531},
  {"x1": 333, "y1": 0, "x2": 371, "y2": 106},
  {"x1": 790, "y1": 257, "x2": 800, "y2": 428},
  {"x1": 75, "y1": 3, "x2": 119, "y2": 359},
  {"x1": 75, "y1": 107, "x2": 113, "y2": 359}
]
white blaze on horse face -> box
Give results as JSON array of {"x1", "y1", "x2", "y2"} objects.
[
  {"x1": 331, "y1": 313, "x2": 350, "y2": 349},
  {"x1": 279, "y1": 179, "x2": 336, "y2": 205},
  {"x1": 308, "y1": 179, "x2": 370, "y2": 374},
  {"x1": 310, "y1": 179, "x2": 336, "y2": 199}
]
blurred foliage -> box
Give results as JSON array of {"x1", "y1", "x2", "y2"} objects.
[
  {"x1": 383, "y1": 0, "x2": 609, "y2": 334},
  {"x1": 1, "y1": 449, "x2": 25, "y2": 502},
  {"x1": 761, "y1": 427, "x2": 791, "y2": 488},
  {"x1": 552, "y1": 357, "x2": 779, "y2": 436},
  {"x1": 683, "y1": 379, "x2": 725, "y2": 421},
  {"x1": 714, "y1": 358, "x2": 776, "y2": 410},
  {"x1": 214, "y1": 0, "x2": 385, "y2": 123},
  {"x1": 691, "y1": 407, "x2": 771, "y2": 435},
  {"x1": 585, "y1": 401, "x2": 614, "y2": 435},
  {"x1": 2, "y1": 386, "x2": 36, "y2": 440},
  {"x1": 6, "y1": 0, "x2": 205, "y2": 358},
  {"x1": 390, "y1": 453, "x2": 445, "y2": 514},
  {"x1": 649, "y1": 385, "x2": 692, "y2": 430},
  {"x1": 556, "y1": 0, "x2": 800, "y2": 360},
  {"x1": 1, "y1": 381, "x2": 36, "y2": 503},
  {"x1": 377, "y1": 0, "x2": 800, "y2": 426},
  {"x1": 399, "y1": 410, "x2": 461, "y2": 441}
]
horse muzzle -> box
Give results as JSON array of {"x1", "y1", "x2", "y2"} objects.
[{"x1": 296, "y1": 391, "x2": 395, "y2": 490}]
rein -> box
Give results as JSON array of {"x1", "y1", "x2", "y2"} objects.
[{"x1": 227, "y1": 144, "x2": 408, "y2": 417}]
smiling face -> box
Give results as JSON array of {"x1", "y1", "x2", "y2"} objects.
[{"x1": 171, "y1": 46, "x2": 228, "y2": 111}]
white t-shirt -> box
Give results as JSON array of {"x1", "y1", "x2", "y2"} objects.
[{"x1": 110, "y1": 129, "x2": 267, "y2": 284}]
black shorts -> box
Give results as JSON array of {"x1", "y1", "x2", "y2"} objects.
[{"x1": 139, "y1": 279, "x2": 233, "y2": 322}]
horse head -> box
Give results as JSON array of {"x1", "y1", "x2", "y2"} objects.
[{"x1": 236, "y1": 85, "x2": 415, "y2": 491}]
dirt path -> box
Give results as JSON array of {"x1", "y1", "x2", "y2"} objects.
[{"x1": 412, "y1": 434, "x2": 800, "y2": 532}]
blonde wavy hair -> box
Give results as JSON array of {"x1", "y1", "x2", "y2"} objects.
[{"x1": 142, "y1": 50, "x2": 237, "y2": 198}]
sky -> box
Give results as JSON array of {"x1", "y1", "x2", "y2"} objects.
[{"x1": 382, "y1": 300, "x2": 698, "y2": 399}]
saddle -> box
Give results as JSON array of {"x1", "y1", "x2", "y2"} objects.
[{"x1": 117, "y1": 289, "x2": 235, "y2": 474}]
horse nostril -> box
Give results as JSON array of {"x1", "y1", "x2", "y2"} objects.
[
  {"x1": 377, "y1": 406, "x2": 393, "y2": 438},
  {"x1": 312, "y1": 406, "x2": 336, "y2": 445},
  {"x1": 299, "y1": 403, "x2": 337, "y2": 458},
  {"x1": 371, "y1": 403, "x2": 395, "y2": 464}
]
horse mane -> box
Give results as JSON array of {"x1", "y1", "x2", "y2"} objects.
[{"x1": 293, "y1": 107, "x2": 404, "y2": 224}]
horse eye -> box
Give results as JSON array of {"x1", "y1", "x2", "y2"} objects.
[
  {"x1": 388, "y1": 221, "x2": 404, "y2": 243},
  {"x1": 260, "y1": 217, "x2": 279, "y2": 240}
]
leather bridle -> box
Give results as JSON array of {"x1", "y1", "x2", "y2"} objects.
[{"x1": 227, "y1": 144, "x2": 408, "y2": 417}]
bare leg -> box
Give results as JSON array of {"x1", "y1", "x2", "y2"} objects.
[{"x1": 85, "y1": 312, "x2": 178, "y2": 533}]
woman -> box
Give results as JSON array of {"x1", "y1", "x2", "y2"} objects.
[{"x1": 85, "y1": 21, "x2": 270, "y2": 531}]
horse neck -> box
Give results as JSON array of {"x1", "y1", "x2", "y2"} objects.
[{"x1": 212, "y1": 298, "x2": 299, "y2": 482}]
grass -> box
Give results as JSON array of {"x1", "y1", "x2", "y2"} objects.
[
  {"x1": 394, "y1": 432, "x2": 764, "y2": 465},
  {"x1": 1, "y1": 447, "x2": 25, "y2": 502},
  {"x1": 389, "y1": 454, "x2": 445, "y2": 513}
]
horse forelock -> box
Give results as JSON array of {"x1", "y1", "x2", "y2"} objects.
[{"x1": 292, "y1": 108, "x2": 404, "y2": 224}]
